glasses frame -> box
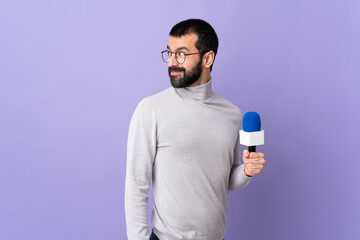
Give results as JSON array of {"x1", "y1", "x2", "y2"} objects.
[{"x1": 161, "y1": 50, "x2": 204, "y2": 64}]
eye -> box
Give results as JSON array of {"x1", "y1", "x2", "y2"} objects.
[
  {"x1": 178, "y1": 51, "x2": 186, "y2": 57},
  {"x1": 167, "y1": 51, "x2": 172, "y2": 56}
]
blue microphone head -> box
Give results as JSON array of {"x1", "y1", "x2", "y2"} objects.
[{"x1": 243, "y1": 112, "x2": 261, "y2": 132}]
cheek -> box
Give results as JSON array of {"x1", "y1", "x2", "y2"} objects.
[
  {"x1": 183, "y1": 61, "x2": 197, "y2": 72},
  {"x1": 188, "y1": 58, "x2": 199, "y2": 66}
]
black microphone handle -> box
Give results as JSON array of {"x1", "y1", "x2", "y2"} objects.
[{"x1": 248, "y1": 146, "x2": 256, "y2": 153}]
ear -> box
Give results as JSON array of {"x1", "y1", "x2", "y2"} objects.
[{"x1": 202, "y1": 51, "x2": 215, "y2": 69}]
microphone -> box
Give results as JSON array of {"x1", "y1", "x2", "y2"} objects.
[{"x1": 239, "y1": 112, "x2": 264, "y2": 152}]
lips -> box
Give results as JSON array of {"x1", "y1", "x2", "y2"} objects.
[
  {"x1": 170, "y1": 71, "x2": 182, "y2": 76},
  {"x1": 168, "y1": 67, "x2": 185, "y2": 77}
]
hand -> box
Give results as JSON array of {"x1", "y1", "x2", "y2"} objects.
[{"x1": 243, "y1": 149, "x2": 266, "y2": 177}]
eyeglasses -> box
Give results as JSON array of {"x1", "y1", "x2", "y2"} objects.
[{"x1": 161, "y1": 50, "x2": 203, "y2": 64}]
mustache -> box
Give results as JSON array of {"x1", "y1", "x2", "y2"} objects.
[{"x1": 168, "y1": 66, "x2": 186, "y2": 74}]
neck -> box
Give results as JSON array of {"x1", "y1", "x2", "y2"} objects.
[{"x1": 175, "y1": 77, "x2": 214, "y2": 101}]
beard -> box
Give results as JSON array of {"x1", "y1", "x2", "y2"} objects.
[{"x1": 168, "y1": 60, "x2": 202, "y2": 88}]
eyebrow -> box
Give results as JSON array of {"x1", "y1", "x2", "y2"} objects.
[{"x1": 167, "y1": 45, "x2": 190, "y2": 52}]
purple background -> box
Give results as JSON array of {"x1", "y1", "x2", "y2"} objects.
[{"x1": 1, "y1": 0, "x2": 359, "y2": 239}]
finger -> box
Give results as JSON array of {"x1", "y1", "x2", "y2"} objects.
[
  {"x1": 249, "y1": 152, "x2": 265, "y2": 159},
  {"x1": 243, "y1": 149, "x2": 250, "y2": 158},
  {"x1": 248, "y1": 156, "x2": 265, "y2": 163},
  {"x1": 245, "y1": 167, "x2": 261, "y2": 176},
  {"x1": 251, "y1": 169, "x2": 262, "y2": 175},
  {"x1": 245, "y1": 166, "x2": 254, "y2": 176},
  {"x1": 247, "y1": 163, "x2": 263, "y2": 172},
  {"x1": 247, "y1": 163, "x2": 264, "y2": 170},
  {"x1": 248, "y1": 159, "x2": 266, "y2": 165}
]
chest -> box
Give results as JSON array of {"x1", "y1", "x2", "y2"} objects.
[{"x1": 156, "y1": 102, "x2": 240, "y2": 155}]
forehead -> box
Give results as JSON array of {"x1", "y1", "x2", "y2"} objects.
[{"x1": 167, "y1": 33, "x2": 198, "y2": 51}]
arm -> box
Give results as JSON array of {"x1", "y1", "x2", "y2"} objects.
[
  {"x1": 125, "y1": 99, "x2": 157, "y2": 240},
  {"x1": 228, "y1": 135, "x2": 253, "y2": 192}
]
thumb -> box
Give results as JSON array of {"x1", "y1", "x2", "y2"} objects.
[{"x1": 243, "y1": 149, "x2": 250, "y2": 158}]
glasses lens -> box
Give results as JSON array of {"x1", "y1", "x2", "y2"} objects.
[
  {"x1": 176, "y1": 52, "x2": 185, "y2": 64},
  {"x1": 161, "y1": 51, "x2": 169, "y2": 63}
]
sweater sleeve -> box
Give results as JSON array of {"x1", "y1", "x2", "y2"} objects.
[
  {"x1": 228, "y1": 134, "x2": 252, "y2": 192},
  {"x1": 125, "y1": 99, "x2": 157, "y2": 240}
]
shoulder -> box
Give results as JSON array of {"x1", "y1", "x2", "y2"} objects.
[
  {"x1": 212, "y1": 93, "x2": 242, "y2": 117},
  {"x1": 133, "y1": 87, "x2": 173, "y2": 114},
  {"x1": 141, "y1": 87, "x2": 173, "y2": 105}
]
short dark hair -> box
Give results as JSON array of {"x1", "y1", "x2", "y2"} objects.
[{"x1": 170, "y1": 19, "x2": 219, "y2": 71}]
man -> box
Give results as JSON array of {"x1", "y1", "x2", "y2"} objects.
[{"x1": 125, "y1": 19, "x2": 266, "y2": 240}]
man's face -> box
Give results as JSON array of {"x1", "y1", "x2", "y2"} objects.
[{"x1": 167, "y1": 34, "x2": 203, "y2": 88}]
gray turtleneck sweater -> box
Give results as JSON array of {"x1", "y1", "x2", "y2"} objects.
[{"x1": 125, "y1": 79, "x2": 252, "y2": 240}]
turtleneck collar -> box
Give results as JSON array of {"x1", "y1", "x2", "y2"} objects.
[{"x1": 174, "y1": 78, "x2": 214, "y2": 101}]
